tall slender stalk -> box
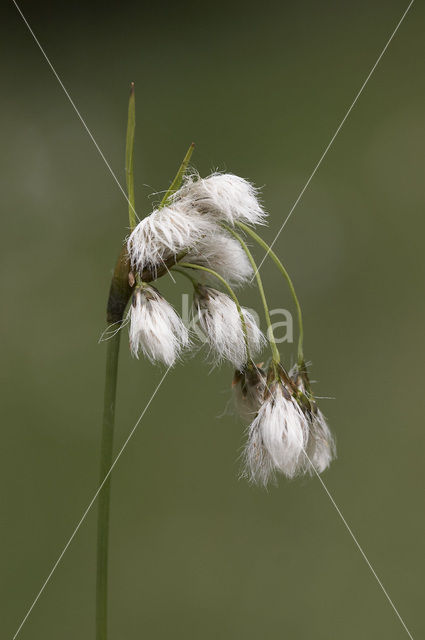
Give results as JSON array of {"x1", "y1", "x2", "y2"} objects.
[
  {"x1": 96, "y1": 331, "x2": 120, "y2": 640},
  {"x1": 96, "y1": 246, "x2": 132, "y2": 640},
  {"x1": 96, "y1": 83, "x2": 136, "y2": 640},
  {"x1": 96, "y1": 86, "x2": 195, "y2": 639},
  {"x1": 125, "y1": 83, "x2": 137, "y2": 231},
  {"x1": 235, "y1": 221, "x2": 305, "y2": 366}
]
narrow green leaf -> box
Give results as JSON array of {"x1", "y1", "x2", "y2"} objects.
[
  {"x1": 125, "y1": 82, "x2": 136, "y2": 230},
  {"x1": 160, "y1": 142, "x2": 195, "y2": 208}
]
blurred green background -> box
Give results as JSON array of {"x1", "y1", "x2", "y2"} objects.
[{"x1": 1, "y1": 1, "x2": 424, "y2": 638}]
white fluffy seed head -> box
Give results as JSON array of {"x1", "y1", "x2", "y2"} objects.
[
  {"x1": 128, "y1": 286, "x2": 189, "y2": 366},
  {"x1": 194, "y1": 286, "x2": 265, "y2": 369},
  {"x1": 172, "y1": 172, "x2": 267, "y2": 226},
  {"x1": 243, "y1": 382, "x2": 309, "y2": 484},
  {"x1": 127, "y1": 204, "x2": 215, "y2": 274},
  {"x1": 233, "y1": 366, "x2": 267, "y2": 421},
  {"x1": 289, "y1": 364, "x2": 336, "y2": 475},
  {"x1": 242, "y1": 419, "x2": 277, "y2": 487},
  {"x1": 305, "y1": 408, "x2": 336, "y2": 474},
  {"x1": 185, "y1": 232, "x2": 253, "y2": 287}
]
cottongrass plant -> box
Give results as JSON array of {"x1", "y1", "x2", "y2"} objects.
[{"x1": 97, "y1": 84, "x2": 335, "y2": 640}]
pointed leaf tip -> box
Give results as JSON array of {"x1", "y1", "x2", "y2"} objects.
[{"x1": 159, "y1": 142, "x2": 196, "y2": 208}]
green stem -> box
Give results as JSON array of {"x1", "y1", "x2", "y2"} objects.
[
  {"x1": 222, "y1": 226, "x2": 280, "y2": 368},
  {"x1": 178, "y1": 262, "x2": 253, "y2": 365},
  {"x1": 125, "y1": 83, "x2": 137, "y2": 231},
  {"x1": 96, "y1": 330, "x2": 121, "y2": 640},
  {"x1": 96, "y1": 83, "x2": 136, "y2": 640},
  {"x1": 172, "y1": 265, "x2": 199, "y2": 287},
  {"x1": 235, "y1": 221, "x2": 304, "y2": 367},
  {"x1": 160, "y1": 142, "x2": 195, "y2": 208},
  {"x1": 96, "y1": 247, "x2": 132, "y2": 639}
]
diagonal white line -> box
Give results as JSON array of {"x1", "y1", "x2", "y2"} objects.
[
  {"x1": 11, "y1": 366, "x2": 172, "y2": 640},
  {"x1": 310, "y1": 464, "x2": 415, "y2": 639},
  {"x1": 11, "y1": 0, "x2": 180, "y2": 285},
  {"x1": 252, "y1": 0, "x2": 414, "y2": 280},
  {"x1": 258, "y1": 379, "x2": 415, "y2": 639},
  {"x1": 11, "y1": 0, "x2": 140, "y2": 225},
  {"x1": 10, "y1": 2, "x2": 415, "y2": 639}
]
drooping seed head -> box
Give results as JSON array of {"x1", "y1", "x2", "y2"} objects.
[
  {"x1": 127, "y1": 204, "x2": 215, "y2": 274},
  {"x1": 305, "y1": 407, "x2": 336, "y2": 473},
  {"x1": 128, "y1": 285, "x2": 189, "y2": 366},
  {"x1": 185, "y1": 232, "x2": 253, "y2": 287},
  {"x1": 290, "y1": 364, "x2": 336, "y2": 475},
  {"x1": 242, "y1": 414, "x2": 277, "y2": 487},
  {"x1": 194, "y1": 286, "x2": 265, "y2": 369},
  {"x1": 172, "y1": 172, "x2": 267, "y2": 226},
  {"x1": 243, "y1": 378, "x2": 310, "y2": 485}
]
